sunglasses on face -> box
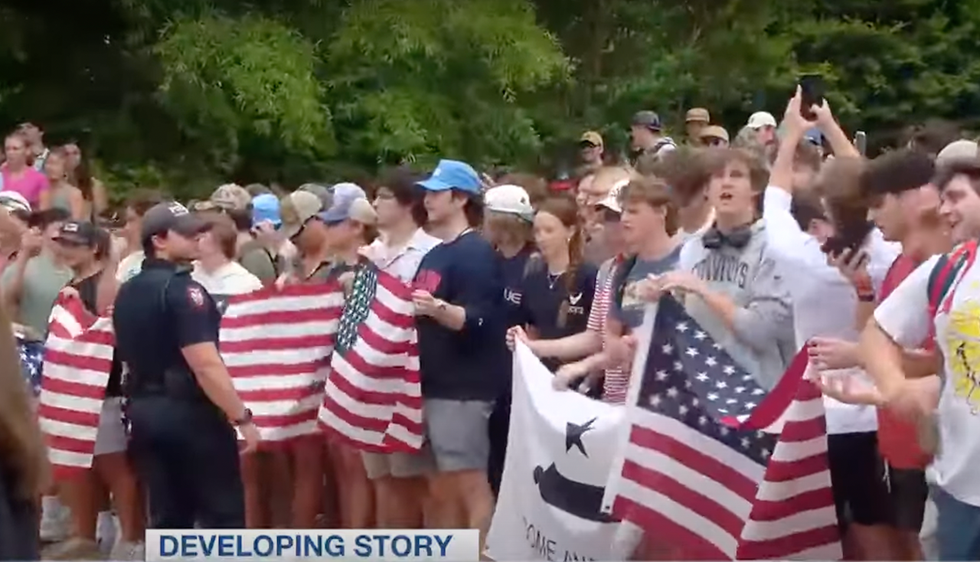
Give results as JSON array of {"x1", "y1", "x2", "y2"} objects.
[
  {"x1": 289, "y1": 217, "x2": 318, "y2": 241},
  {"x1": 703, "y1": 137, "x2": 727, "y2": 147}
]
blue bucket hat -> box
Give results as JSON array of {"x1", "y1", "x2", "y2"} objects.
[{"x1": 416, "y1": 160, "x2": 482, "y2": 195}]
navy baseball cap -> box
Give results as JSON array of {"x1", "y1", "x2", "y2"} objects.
[
  {"x1": 416, "y1": 160, "x2": 482, "y2": 195},
  {"x1": 54, "y1": 220, "x2": 99, "y2": 246}
]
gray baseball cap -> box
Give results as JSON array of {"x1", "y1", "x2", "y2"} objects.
[
  {"x1": 632, "y1": 110, "x2": 663, "y2": 131},
  {"x1": 319, "y1": 183, "x2": 369, "y2": 224}
]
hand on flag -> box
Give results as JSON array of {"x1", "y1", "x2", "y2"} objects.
[
  {"x1": 553, "y1": 361, "x2": 587, "y2": 389},
  {"x1": 411, "y1": 290, "x2": 441, "y2": 317},
  {"x1": 506, "y1": 325, "x2": 528, "y2": 351},
  {"x1": 239, "y1": 422, "x2": 261, "y2": 455}
]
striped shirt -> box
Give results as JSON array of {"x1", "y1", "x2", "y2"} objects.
[{"x1": 587, "y1": 258, "x2": 628, "y2": 405}]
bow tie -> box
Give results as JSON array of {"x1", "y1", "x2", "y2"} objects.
[{"x1": 702, "y1": 224, "x2": 753, "y2": 250}]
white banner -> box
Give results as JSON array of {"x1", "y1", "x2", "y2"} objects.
[{"x1": 486, "y1": 343, "x2": 626, "y2": 562}]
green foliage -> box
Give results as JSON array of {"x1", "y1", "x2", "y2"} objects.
[{"x1": 2, "y1": 0, "x2": 980, "y2": 199}]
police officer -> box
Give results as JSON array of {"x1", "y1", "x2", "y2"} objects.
[{"x1": 112, "y1": 202, "x2": 259, "y2": 529}]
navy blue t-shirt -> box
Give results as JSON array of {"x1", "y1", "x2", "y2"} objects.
[
  {"x1": 414, "y1": 231, "x2": 508, "y2": 401},
  {"x1": 518, "y1": 261, "x2": 598, "y2": 372},
  {"x1": 499, "y1": 246, "x2": 535, "y2": 329}
]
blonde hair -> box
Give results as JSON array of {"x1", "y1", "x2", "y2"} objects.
[
  {"x1": 591, "y1": 166, "x2": 634, "y2": 195},
  {"x1": 0, "y1": 302, "x2": 48, "y2": 499}
]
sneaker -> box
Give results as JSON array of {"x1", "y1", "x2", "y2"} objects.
[
  {"x1": 96, "y1": 511, "x2": 118, "y2": 556},
  {"x1": 110, "y1": 541, "x2": 145, "y2": 561},
  {"x1": 39, "y1": 496, "x2": 72, "y2": 543},
  {"x1": 42, "y1": 537, "x2": 102, "y2": 560}
]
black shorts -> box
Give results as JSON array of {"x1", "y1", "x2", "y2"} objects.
[
  {"x1": 828, "y1": 432, "x2": 891, "y2": 529},
  {"x1": 886, "y1": 466, "x2": 928, "y2": 531}
]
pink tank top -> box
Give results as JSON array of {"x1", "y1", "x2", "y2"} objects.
[{"x1": 1, "y1": 165, "x2": 48, "y2": 207}]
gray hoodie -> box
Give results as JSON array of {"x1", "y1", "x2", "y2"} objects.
[{"x1": 678, "y1": 220, "x2": 794, "y2": 389}]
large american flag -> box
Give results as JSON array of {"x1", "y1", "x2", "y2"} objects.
[
  {"x1": 38, "y1": 291, "x2": 115, "y2": 478},
  {"x1": 38, "y1": 270, "x2": 421, "y2": 474},
  {"x1": 609, "y1": 296, "x2": 841, "y2": 560},
  {"x1": 220, "y1": 283, "x2": 345, "y2": 443},
  {"x1": 318, "y1": 263, "x2": 423, "y2": 452}
]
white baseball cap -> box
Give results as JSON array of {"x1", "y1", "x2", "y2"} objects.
[
  {"x1": 0, "y1": 191, "x2": 31, "y2": 214},
  {"x1": 937, "y1": 140, "x2": 980, "y2": 166},
  {"x1": 747, "y1": 111, "x2": 778, "y2": 130},
  {"x1": 485, "y1": 184, "x2": 533, "y2": 220},
  {"x1": 595, "y1": 178, "x2": 630, "y2": 214}
]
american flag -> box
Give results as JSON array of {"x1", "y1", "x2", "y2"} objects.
[
  {"x1": 318, "y1": 263, "x2": 423, "y2": 453},
  {"x1": 609, "y1": 296, "x2": 841, "y2": 560},
  {"x1": 220, "y1": 283, "x2": 345, "y2": 443},
  {"x1": 38, "y1": 291, "x2": 115, "y2": 478}
]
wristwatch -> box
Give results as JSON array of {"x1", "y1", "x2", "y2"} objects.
[{"x1": 232, "y1": 408, "x2": 253, "y2": 427}]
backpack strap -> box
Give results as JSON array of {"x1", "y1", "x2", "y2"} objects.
[
  {"x1": 928, "y1": 240, "x2": 978, "y2": 317},
  {"x1": 612, "y1": 254, "x2": 638, "y2": 311}
]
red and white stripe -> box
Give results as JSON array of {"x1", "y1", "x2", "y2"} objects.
[
  {"x1": 318, "y1": 270, "x2": 423, "y2": 453},
  {"x1": 220, "y1": 283, "x2": 344, "y2": 443},
  {"x1": 38, "y1": 292, "x2": 115, "y2": 478},
  {"x1": 612, "y1": 349, "x2": 841, "y2": 560}
]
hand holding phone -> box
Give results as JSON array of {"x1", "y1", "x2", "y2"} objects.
[
  {"x1": 798, "y1": 74, "x2": 826, "y2": 121},
  {"x1": 854, "y1": 131, "x2": 867, "y2": 156}
]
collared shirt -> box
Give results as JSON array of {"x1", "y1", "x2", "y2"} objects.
[{"x1": 367, "y1": 228, "x2": 442, "y2": 284}]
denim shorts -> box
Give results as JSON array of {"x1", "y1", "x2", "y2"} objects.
[
  {"x1": 17, "y1": 337, "x2": 44, "y2": 397},
  {"x1": 933, "y1": 485, "x2": 980, "y2": 560}
]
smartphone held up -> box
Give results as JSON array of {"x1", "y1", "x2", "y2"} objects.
[{"x1": 798, "y1": 74, "x2": 826, "y2": 121}]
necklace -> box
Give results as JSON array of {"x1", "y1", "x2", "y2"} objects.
[{"x1": 547, "y1": 271, "x2": 563, "y2": 290}]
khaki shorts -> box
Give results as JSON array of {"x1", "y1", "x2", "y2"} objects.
[
  {"x1": 361, "y1": 445, "x2": 435, "y2": 480},
  {"x1": 94, "y1": 397, "x2": 127, "y2": 456}
]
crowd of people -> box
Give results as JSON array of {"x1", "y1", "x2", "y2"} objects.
[{"x1": 0, "y1": 85, "x2": 978, "y2": 561}]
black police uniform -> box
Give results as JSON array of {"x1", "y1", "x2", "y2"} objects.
[{"x1": 113, "y1": 258, "x2": 245, "y2": 528}]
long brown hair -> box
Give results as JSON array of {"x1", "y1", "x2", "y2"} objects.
[
  {"x1": 816, "y1": 156, "x2": 874, "y2": 255},
  {"x1": 0, "y1": 302, "x2": 48, "y2": 499},
  {"x1": 536, "y1": 196, "x2": 583, "y2": 329}
]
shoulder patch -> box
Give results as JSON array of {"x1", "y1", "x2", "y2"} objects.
[{"x1": 187, "y1": 286, "x2": 206, "y2": 308}]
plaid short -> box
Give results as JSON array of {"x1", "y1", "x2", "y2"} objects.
[{"x1": 17, "y1": 337, "x2": 44, "y2": 397}]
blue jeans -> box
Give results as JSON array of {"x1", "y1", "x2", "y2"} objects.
[{"x1": 933, "y1": 485, "x2": 980, "y2": 560}]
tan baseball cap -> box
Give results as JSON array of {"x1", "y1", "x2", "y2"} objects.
[
  {"x1": 937, "y1": 140, "x2": 980, "y2": 166},
  {"x1": 699, "y1": 125, "x2": 730, "y2": 143},
  {"x1": 580, "y1": 131, "x2": 603, "y2": 147},
  {"x1": 279, "y1": 191, "x2": 325, "y2": 239},
  {"x1": 685, "y1": 108, "x2": 710, "y2": 123},
  {"x1": 210, "y1": 184, "x2": 252, "y2": 211}
]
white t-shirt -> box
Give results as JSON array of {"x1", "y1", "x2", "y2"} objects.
[
  {"x1": 875, "y1": 253, "x2": 980, "y2": 506},
  {"x1": 366, "y1": 228, "x2": 441, "y2": 284},
  {"x1": 763, "y1": 185, "x2": 900, "y2": 434},
  {"x1": 116, "y1": 251, "x2": 144, "y2": 283},
  {"x1": 192, "y1": 261, "x2": 263, "y2": 296}
]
